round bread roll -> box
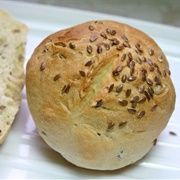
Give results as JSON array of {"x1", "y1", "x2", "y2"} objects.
[{"x1": 26, "y1": 20, "x2": 176, "y2": 170}]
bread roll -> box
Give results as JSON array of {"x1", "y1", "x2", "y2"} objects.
[
  {"x1": 0, "y1": 9, "x2": 28, "y2": 144},
  {"x1": 26, "y1": 20, "x2": 175, "y2": 170}
]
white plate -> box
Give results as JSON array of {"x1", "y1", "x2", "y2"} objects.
[{"x1": 0, "y1": 1, "x2": 180, "y2": 179}]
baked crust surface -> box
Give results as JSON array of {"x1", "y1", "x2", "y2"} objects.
[{"x1": 26, "y1": 20, "x2": 175, "y2": 170}]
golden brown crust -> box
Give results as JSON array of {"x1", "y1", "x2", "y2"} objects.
[{"x1": 26, "y1": 20, "x2": 176, "y2": 170}]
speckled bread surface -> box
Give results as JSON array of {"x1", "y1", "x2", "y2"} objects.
[
  {"x1": 0, "y1": 9, "x2": 28, "y2": 144},
  {"x1": 26, "y1": 20, "x2": 175, "y2": 170}
]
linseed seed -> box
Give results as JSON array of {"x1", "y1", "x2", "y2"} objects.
[
  {"x1": 87, "y1": 45, "x2": 93, "y2": 53},
  {"x1": 89, "y1": 25, "x2": 94, "y2": 31},
  {"x1": 119, "y1": 99, "x2": 128, "y2": 106},
  {"x1": 121, "y1": 74, "x2": 127, "y2": 83},
  {"x1": 79, "y1": 70, "x2": 86, "y2": 77},
  {"x1": 69, "y1": 42, "x2": 75, "y2": 49},
  {"x1": 119, "y1": 121, "x2": 127, "y2": 128},
  {"x1": 108, "y1": 121, "x2": 115, "y2": 129},
  {"x1": 120, "y1": 54, "x2": 126, "y2": 62},
  {"x1": 90, "y1": 35, "x2": 98, "y2": 42},
  {"x1": 151, "y1": 105, "x2": 158, "y2": 112},
  {"x1": 137, "y1": 111, "x2": 145, "y2": 118},
  {"x1": 40, "y1": 62, "x2": 46, "y2": 71},
  {"x1": 127, "y1": 108, "x2": 136, "y2": 114},
  {"x1": 116, "y1": 84, "x2": 123, "y2": 93},
  {"x1": 100, "y1": 32, "x2": 107, "y2": 39},
  {"x1": 85, "y1": 60, "x2": 93, "y2": 66},
  {"x1": 95, "y1": 99, "x2": 103, "y2": 108},
  {"x1": 121, "y1": 34, "x2": 128, "y2": 42},
  {"x1": 97, "y1": 46, "x2": 103, "y2": 53},
  {"x1": 53, "y1": 74, "x2": 61, "y2": 81},
  {"x1": 126, "y1": 89, "x2": 131, "y2": 98},
  {"x1": 108, "y1": 84, "x2": 114, "y2": 93}
]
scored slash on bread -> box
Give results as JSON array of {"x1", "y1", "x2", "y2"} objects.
[{"x1": 0, "y1": 9, "x2": 28, "y2": 144}]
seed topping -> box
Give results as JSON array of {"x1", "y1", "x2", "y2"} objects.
[
  {"x1": 129, "y1": 60, "x2": 135, "y2": 68},
  {"x1": 151, "y1": 105, "x2": 158, "y2": 112},
  {"x1": 53, "y1": 74, "x2": 61, "y2": 81},
  {"x1": 137, "y1": 111, "x2": 146, "y2": 118},
  {"x1": 100, "y1": 32, "x2": 107, "y2": 39},
  {"x1": 131, "y1": 102, "x2": 137, "y2": 108},
  {"x1": 89, "y1": 25, "x2": 94, "y2": 31},
  {"x1": 138, "y1": 96, "x2": 146, "y2": 103},
  {"x1": 153, "y1": 139, "x2": 157, "y2": 146},
  {"x1": 128, "y1": 76, "x2": 137, "y2": 81},
  {"x1": 121, "y1": 74, "x2": 127, "y2": 83},
  {"x1": 149, "y1": 49, "x2": 154, "y2": 56},
  {"x1": 163, "y1": 69, "x2": 167, "y2": 77},
  {"x1": 168, "y1": 70, "x2": 171, "y2": 76},
  {"x1": 85, "y1": 60, "x2": 93, "y2": 66},
  {"x1": 126, "y1": 89, "x2": 131, "y2": 98},
  {"x1": 104, "y1": 43, "x2": 110, "y2": 50},
  {"x1": 139, "y1": 85, "x2": 145, "y2": 93},
  {"x1": 79, "y1": 70, "x2": 86, "y2": 77},
  {"x1": 87, "y1": 45, "x2": 93, "y2": 53},
  {"x1": 128, "y1": 53, "x2": 133, "y2": 61},
  {"x1": 121, "y1": 53, "x2": 126, "y2": 61},
  {"x1": 40, "y1": 62, "x2": 46, "y2": 71},
  {"x1": 130, "y1": 96, "x2": 139, "y2": 103},
  {"x1": 144, "y1": 91, "x2": 151, "y2": 101},
  {"x1": 146, "y1": 78, "x2": 153, "y2": 86},
  {"x1": 107, "y1": 121, "x2": 115, "y2": 129},
  {"x1": 154, "y1": 76, "x2": 162, "y2": 85},
  {"x1": 95, "y1": 99, "x2": 103, "y2": 108},
  {"x1": 158, "y1": 54, "x2": 163, "y2": 62},
  {"x1": 116, "y1": 66, "x2": 123, "y2": 72},
  {"x1": 121, "y1": 34, "x2": 128, "y2": 42},
  {"x1": 60, "y1": 22, "x2": 166, "y2": 119},
  {"x1": 109, "y1": 38, "x2": 119, "y2": 45},
  {"x1": 119, "y1": 99, "x2": 128, "y2": 106},
  {"x1": 90, "y1": 35, "x2": 98, "y2": 42},
  {"x1": 141, "y1": 68, "x2": 147, "y2": 74},
  {"x1": 62, "y1": 83, "x2": 72, "y2": 94},
  {"x1": 137, "y1": 111, "x2": 145, "y2": 118},
  {"x1": 135, "y1": 43, "x2": 143, "y2": 52},
  {"x1": 43, "y1": 48, "x2": 48, "y2": 53},
  {"x1": 116, "y1": 84, "x2": 123, "y2": 93},
  {"x1": 147, "y1": 58, "x2": 153, "y2": 66},
  {"x1": 127, "y1": 108, "x2": 136, "y2": 114},
  {"x1": 69, "y1": 42, "x2": 75, "y2": 49},
  {"x1": 97, "y1": 45, "x2": 103, "y2": 53},
  {"x1": 136, "y1": 56, "x2": 142, "y2": 64},
  {"x1": 116, "y1": 46, "x2": 124, "y2": 51},
  {"x1": 119, "y1": 121, "x2": 127, "y2": 128},
  {"x1": 149, "y1": 66, "x2": 155, "y2": 72},
  {"x1": 106, "y1": 28, "x2": 111, "y2": 34},
  {"x1": 108, "y1": 84, "x2": 114, "y2": 93},
  {"x1": 142, "y1": 72, "x2": 146, "y2": 82},
  {"x1": 111, "y1": 30, "x2": 116, "y2": 35},
  {"x1": 123, "y1": 42, "x2": 131, "y2": 48},
  {"x1": 112, "y1": 70, "x2": 119, "y2": 76},
  {"x1": 156, "y1": 67, "x2": 162, "y2": 75}
]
